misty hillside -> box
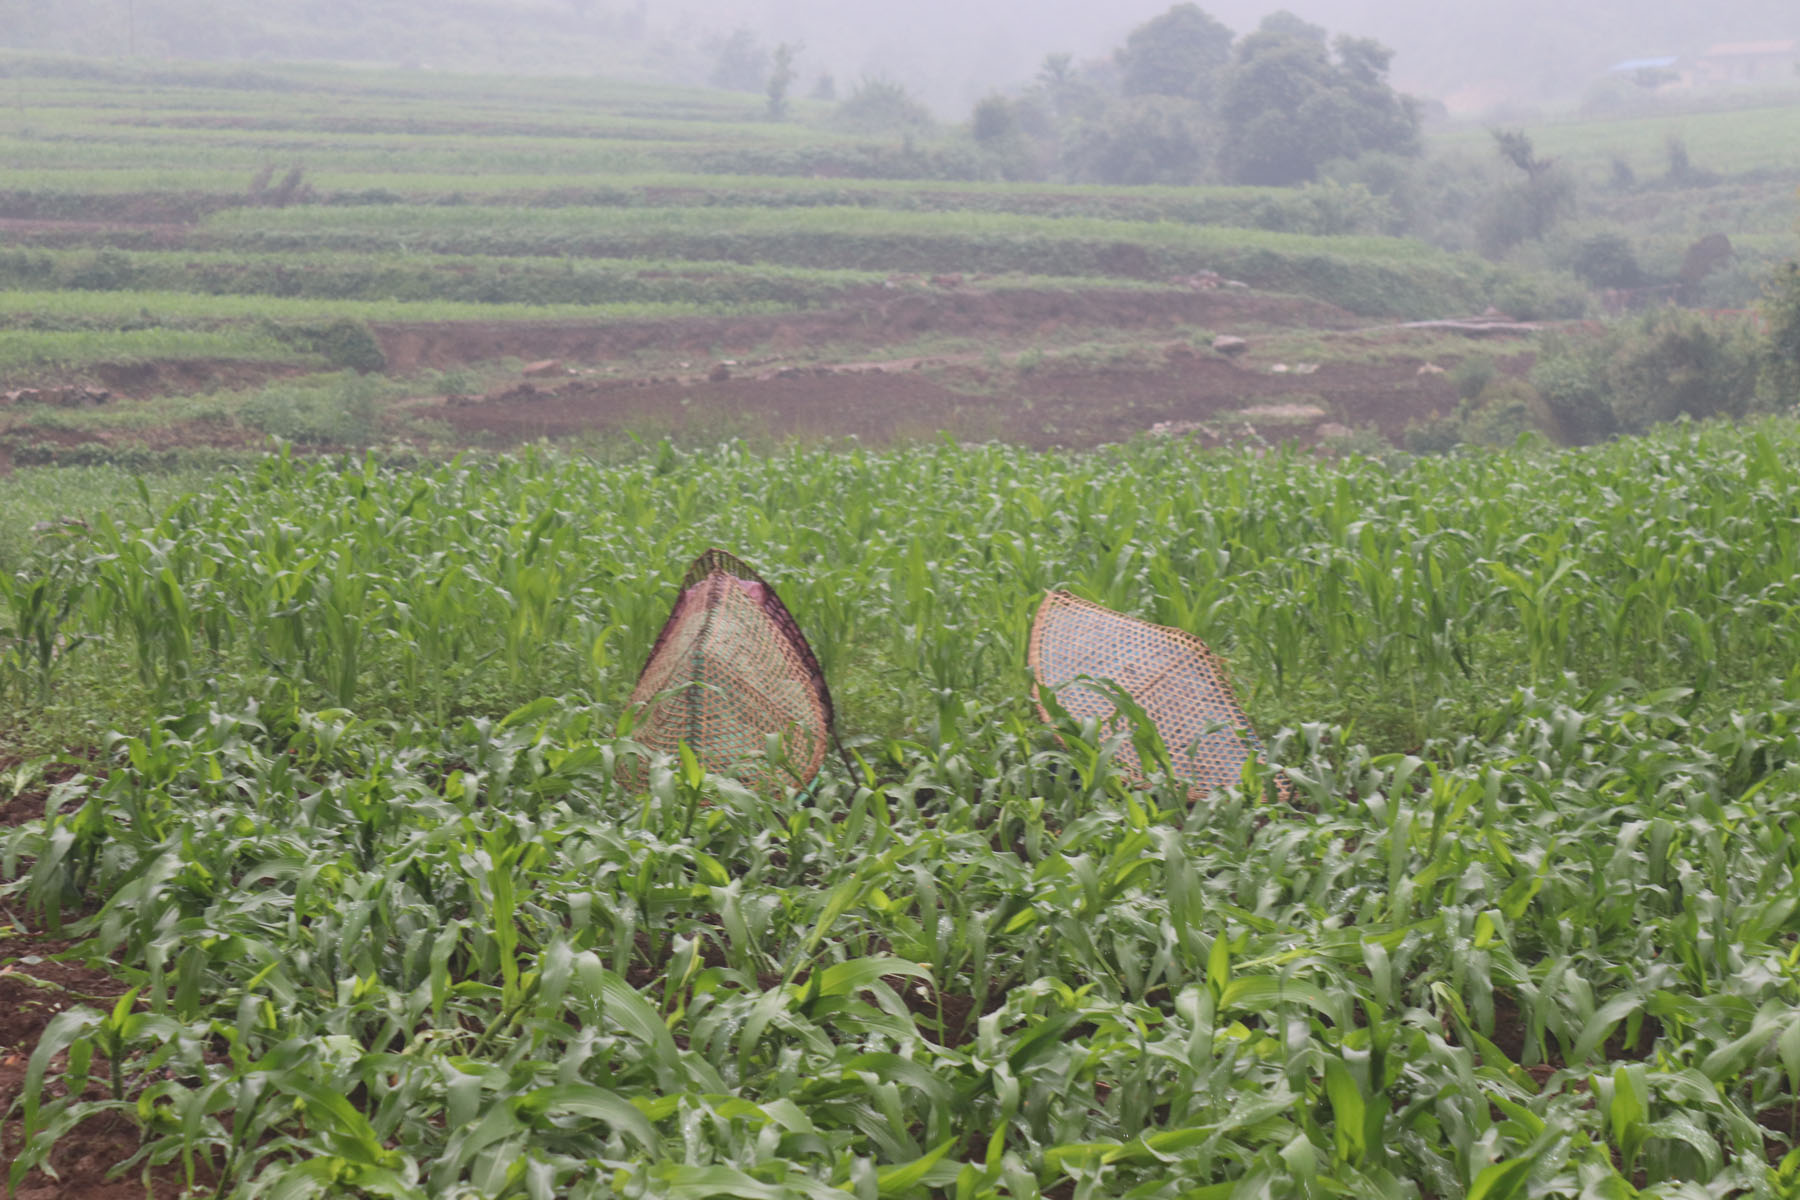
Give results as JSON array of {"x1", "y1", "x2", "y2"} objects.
[{"x1": 1, "y1": 0, "x2": 1797, "y2": 114}]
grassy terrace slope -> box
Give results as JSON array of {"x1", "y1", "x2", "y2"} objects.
[
  {"x1": 0, "y1": 53, "x2": 1564, "y2": 463},
  {"x1": 0, "y1": 54, "x2": 1534, "y2": 325},
  {"x1": 179, "y1": 207, "x2": 1494, "y2": 317},
  {"x1": 4, "y1": 426, "x2": 1800, "y2": 1196},
  {"x1": 1431, "y1": 99, "x2": 1800, "y2": 180}
]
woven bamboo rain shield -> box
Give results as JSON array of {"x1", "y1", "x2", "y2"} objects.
[
  {"x1": 1028, "y1": 591, "x2": 1279, "y2": 802},
  {"x1": 624, "y1": 549, "x2": 836, "y2": 791}
]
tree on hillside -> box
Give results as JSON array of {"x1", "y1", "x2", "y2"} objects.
[
  {"x1": 1034, "y1": 52, "x2": 1110, "y2": 124},
  {"x1": 709, "y1": 28, "x2": 767, "y2": 93},
  {"x1": 1217, "y1": 13, "x2": 1419, "y2": 186},
  {"x1": 765, "y1": 42, "x2": 799, "y2": 119},
  {"x1": 1117, "y1": 4, "x2": 1234, "y2": 104},
  {"x1": 1063, "y1": 95, "x2": 1213, "y2": 185},
  {"x1": 971, "y1": 95, "x2": 1018, "y2": 146},
  {"x1": 834, "y1": 77, "x2": 933, "y2": 134},
  {"x1": 1476, "y1": 128, "x2": 1574, "y2": 255}
]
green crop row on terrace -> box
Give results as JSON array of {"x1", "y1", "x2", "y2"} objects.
[
  {"x1": 0, "y1": 131, "x2": 677, "y2": 176},
  {"x1": 0, "y1": 176, "x2": 1400, "y2": 238},
  {"x1": 0, "y1": 289, "x2": 797, "y2": 330},
  {"x1": 3, "y1": 426, "x2": 1800, "y2": 1196},
  {"x1": 0, "y1": 325, "x2": 307, "y2": 373},
  {"x1": 0, "y1": 50, "x2": 776, "y2": 120},
  {"x1": 0, "y1": 246, "x2": 889, "y2": 311},
  {"x1": 0, "y1": 288, "x2": 800, "y2": 376},
  {"x1": 4, "y1": 108, "x2": 848, "y2": 150},
  {"x1": 189, "y1": 206, "x2": 1530, "y2": 317},
  {"x1": 71, "y1": 108, "x2": 839, "y2": 145},
  {"x1": 0, "y1": 133, "x2": 1002, "y2": 185}
]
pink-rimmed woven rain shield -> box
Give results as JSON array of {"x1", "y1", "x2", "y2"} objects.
[
  {"x1": 1028, "y1": 591, "x2": 1287, "y2": 803},
  {"x1": 623, "y1": 549, "x2": 840, "y2": 792}
]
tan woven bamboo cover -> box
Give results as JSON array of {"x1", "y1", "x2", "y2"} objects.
[
  {"x1": 1028, "y1": 591, "x2": 1279, "y2": 802},
  {"x1": 623, "y1": 549, "x2": 834, "y2": 792}
]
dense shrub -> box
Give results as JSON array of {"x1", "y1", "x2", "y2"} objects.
[
  {"x1": 238, "y1": 373, "x2": 383, "y2": 444},
  {"x1": 262, "y1": 318, "x2": 387, "y2": 372},
  {"x1": 1477, "y1": 130, "x2": 1576, "y2": 257},
  {"x1": 1403, "y1": 375, "x2": 1551, "y2": 451},
  {"x1": 1063, "y1": 97, "x2": 1214, "y2": 186},
  {"x1": 1458, "y1": 377, "x2": 1549, "y2": 446},
  {"x1": 1607, "y1": 310, "x2": 1759, "y2": 432},
  {"x1": 1571, "y1": 232, "x2": 1642, "y2": 289},
  {"x1": 1487, "y1": 272, "x2": 1588, "y2": 321},
  {"x1": 1531, "y1": 311, "x2": 1763, "y2": 440},
  {"x1": 1531, "y1": 333, "x2": 1618, "y2": 443},
  {"x1": 833, "y1": 79, "x2": 934, "y2": 134},
  {"x1": 1477, "y1": 169, "x2": 1576, "y2": 257},
  {"x1": 970, "y1": 96, "x2": 1018, "y2": 146},
  {"x1": 1401, "y1": 411, "x2": 1464, "y2": 454},
  {"x1": 1764, "y1": 260, "x2": 1800, "y2": 405},
  {"x1": 1244, "y1": 181, "x2": 1394, "y2": 236},
  {"x1": 1448, "y1": 354, "x2": 1497, "y2": 402},
  {"x1": 62, "y1": 249, "x2": 138, "y2": 291}
]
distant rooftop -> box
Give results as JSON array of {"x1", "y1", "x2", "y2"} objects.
[
  {"x1": 1609, "y1": 56, "x2": 1679, "y2": 72},
  {"x1": 1700, "y1": 40, "x2": 1798, "y2": 58}
]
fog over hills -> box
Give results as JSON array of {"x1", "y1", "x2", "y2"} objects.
[
  {"x1": 2, "y1": 0, "x2": 1796, "y2": 114},
  {"x1": 667, "y1": 0, "x2": 1797, "y2": 112}
]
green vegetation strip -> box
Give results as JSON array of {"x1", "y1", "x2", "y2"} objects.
[
  {"x1": 0, "y1": 248, "x2": 1220, "y2": 309},
  {"x1": 1431, "y1": 102, "x2": 1800, "y2": 178},
  {"x1": 0, "y1": 289, "x2": 798, "y2": 327},
  {"x1": 0, "y1": 326, "x2": 302, "y2": 372},
  {"x1": 2, "y1": 425, "x2": 1800, "y2": 1195},
  {"x1": 195, "y1": 205, "x2": 1504, "y2": 316}
]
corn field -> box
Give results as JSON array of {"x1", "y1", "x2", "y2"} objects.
[{"x1": 5, "y1": 423, "x2": 1800, "y2": 1197}]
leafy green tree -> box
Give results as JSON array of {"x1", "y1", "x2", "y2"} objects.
[
  {"x1": 1064, "y1": 96, "x2": 1213, "y2": 185},
  {"x1": 765, "y1": 42, "x2": 799, "y2": 119},
  {"x1": 1034, "y1": 52, "x2": 1110, "y2": 124},
  {"x1": 1606, "y1": 310, "x2": 1760, "y2": 433},
  {"x1": 1572, "y1": 232, "x2": 1642, "y2": 289},
  {"x1": 833, "y1": 77, "x2": 933, "y2": 134},
  {"x1": 1217, "y1": 13, "x2": 1418, "y2": 186},
  {"x1": 709, "y1": 28, "x2": 767, "y2": 93},
  {"x1": 1477, "y1": 128, "x2": 1575, "y2": 255},
  {"x1": 1038, "y1": 52, "x2": 1076, "y2": 95},
  {"x1": 1118, "y1": 4, "x2": 1234, "y2": 103},
  {"x1": 970, "y1": 95, "x2": 1017, "y2": 146}
]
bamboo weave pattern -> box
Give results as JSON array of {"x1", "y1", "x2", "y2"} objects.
[
  {"x1": 1028, "y1": 591, "x2": 1280, "y2": 801},
  {"x1": 625, "y1": 549, "x2": 835, "y2": 791}
]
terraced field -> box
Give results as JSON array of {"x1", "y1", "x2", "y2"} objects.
[{"x1": 0, "y1": 54, "x2": 1573, "y2": 465}]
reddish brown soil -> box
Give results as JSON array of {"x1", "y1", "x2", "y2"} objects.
[
  {"x1": 0, "y1": 192, "x2": 229, "y2": 225},
  {"x1": 0, "y1": 219, "x2": 190, "y2": 249},
  {"x1": 0, "y1": 421, "x2": 277, "y2": 464},
  {"x1": 370, "y1": 287, "x2": 1362, "y2": 373},
  {"x1": 2, "y1": 360, "x2": 303, "y2": 398},
  {"x1": 438, "y1": 353, "x2": 1458, "y2": 450},
  {"x1": 87, "y1": 359, "x2": 310, "y2": 398},
  {"x1": 0, "y1": 286, "x2": 1523, "y2": 464},
  {"x1": 0, "y1": 932, "x2": 197, "y2": 1200},
  {"x1": 0, "y1": 755, "x2": 200, "y2": 1199}
]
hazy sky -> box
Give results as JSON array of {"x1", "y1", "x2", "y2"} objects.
[
  {"x1": 3, "y1": 0, "x2": 1795, "y2": 116},
  {"x1": 652, "y1": 0, "x2": 1799, "y2": 111}
]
